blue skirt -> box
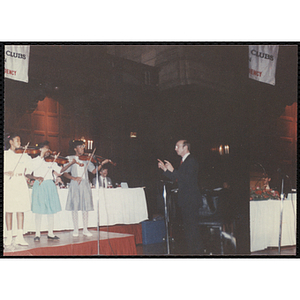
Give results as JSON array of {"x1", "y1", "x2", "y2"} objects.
[{"x1": 31, "y1": 180, "x2": 62, "y2": 214}]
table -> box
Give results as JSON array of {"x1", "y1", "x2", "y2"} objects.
[
  {"x1": 250, "y1": 193, "x2": 297, "y2": 252},
  {"x1": 4, "y1": 187, "x2": 149, "y2": 236}
]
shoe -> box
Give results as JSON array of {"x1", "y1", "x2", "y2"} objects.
[
  {"x1": 15, "y1": 236, "x2": 29, "y2": 246},
  {"x1": 83, "y1": 230, "x2": 93, "y2": 237},
  {"x1": 5, "y1": 231, "x2": 13, "y2": 246},
  {"x1": 34, "y1": 236, "x2": 40, "y2": 242},
  {"x1": 4, "y1": 237, "x2": 13, "y2": 246},
  {"x1": 47, "y1": 235, "x2": 60, "y2": 240},
  {"x1": 73, "y1": 230, "x2": 79, "y2": 237}
]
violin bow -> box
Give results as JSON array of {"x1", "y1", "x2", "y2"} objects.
[
  {"x1": 9, "y1": 142, "x2": 30, "y2": 180},
  {"x1": 79, "y1": 148, "x2": 96, "y2": 183},
  {"x1": 40, "y1": 152, "x2": 60, "y2": 185}
]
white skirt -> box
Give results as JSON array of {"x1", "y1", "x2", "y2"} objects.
[{"x1": 4, "y1": 175, "x2": 31, "y2": 213}]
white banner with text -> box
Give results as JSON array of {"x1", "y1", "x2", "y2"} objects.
[
  {"x1": 249, "y1": 45, "x2": 279, "y2": 86},
  {"x1": 4, "y1": 45, "x2": 30, "y2": 83}
]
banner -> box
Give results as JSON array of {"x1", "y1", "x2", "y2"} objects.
[
  {"x1": 4, "y1": 45, "x2": 30, "y2": 83},
  {"x1": 249, "y1": 45, "x2": 279, "y2": 86}
]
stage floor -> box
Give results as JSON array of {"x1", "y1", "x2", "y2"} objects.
[{"x1": 3, "y1": 229, "x2": 137, "y2": 256}]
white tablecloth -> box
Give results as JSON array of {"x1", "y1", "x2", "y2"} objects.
[
  {"x1": 4, "y1": 187, "x2": 149, "y2": 236},
  {"x1": 250, "y1": 193, "x2": 297, "y2": 252}
]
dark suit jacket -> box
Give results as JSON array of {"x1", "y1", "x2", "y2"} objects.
[
  {"x1": 164, "y1": 154, "x2": 203, "y2": 254},
  {"x1": 164, "y1": 154, "x2": 201, "y2": 210}
]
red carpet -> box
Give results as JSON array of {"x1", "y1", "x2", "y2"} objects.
[{"x1": 3, "y1": 230, "x2": 137, "y2": 256}]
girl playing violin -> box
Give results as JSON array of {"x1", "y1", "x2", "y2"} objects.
[
  {"x1": 26, "y1": 141, "x2": 70, "y2": 241},
  {"x1": 4, "y1": 133, "x2": 32, "y2": 246},
  {"x1": 63, "y1": 139, "x2": 110, "y2": 237}
]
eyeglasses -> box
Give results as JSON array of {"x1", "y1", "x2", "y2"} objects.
[{"x1": 175, "y1": 144, "x2": 184, "y2": 149}]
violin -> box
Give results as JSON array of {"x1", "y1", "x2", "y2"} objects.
[
  {"x1": 45, "y1": 154, "x2": 84, "y2": 167},
  {"x1": 15, "y1": 147, "x2": 40, "y2": 156},
  {"x1": 78, "y1": 154, "x2": 117, "y2": 166},
  {"x1": 78, "y1": 153, "x2": 97, "y2": 164},
  {"x1": 14, "y1": 147, "x2": 59, "y2": 156},
  {"x1": 45, "y1": 155, "x2": 69, "y2": 165}
]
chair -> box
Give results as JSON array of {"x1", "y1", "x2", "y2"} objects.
[{"x1": 199, "y1": 190, "x2": 236, "y2": 255}]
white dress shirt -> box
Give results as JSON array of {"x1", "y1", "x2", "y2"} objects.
[{"x1": 181, "y1": 152, "x2": 190, "y2": 163}]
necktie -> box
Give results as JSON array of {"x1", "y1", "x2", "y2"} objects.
[{"x1": 103, "y1": 178, "x2": 105, "y2": 188}]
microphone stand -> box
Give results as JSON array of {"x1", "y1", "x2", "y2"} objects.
[
  {"x1": 278, "y1": 176, "x2": 285, "y2": 254},
  {"x1": 95, "y1": 160, "x2": 100, "y2": 256},
  {"x1": 162, "y1": 181, "x2": 171, "y2": 255}
]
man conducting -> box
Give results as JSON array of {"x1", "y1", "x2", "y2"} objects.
[{"x1": 158, "y1": 139, "x2": 203, "y2": 254}]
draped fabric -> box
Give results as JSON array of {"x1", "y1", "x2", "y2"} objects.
[
  {"x1": 250, "y1": 194, "x2": 297, "y2": 252},
  {"x1": 3, "y1": 187, "x2": 148, "y2": 237}
]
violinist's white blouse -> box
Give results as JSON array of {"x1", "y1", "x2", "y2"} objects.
[
  {"x1": 31, "y1": 156, "x2": 62, "y2": 180},
  {"x1": 4, "y1": 149, "x2": 32, "y2": 212}
]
